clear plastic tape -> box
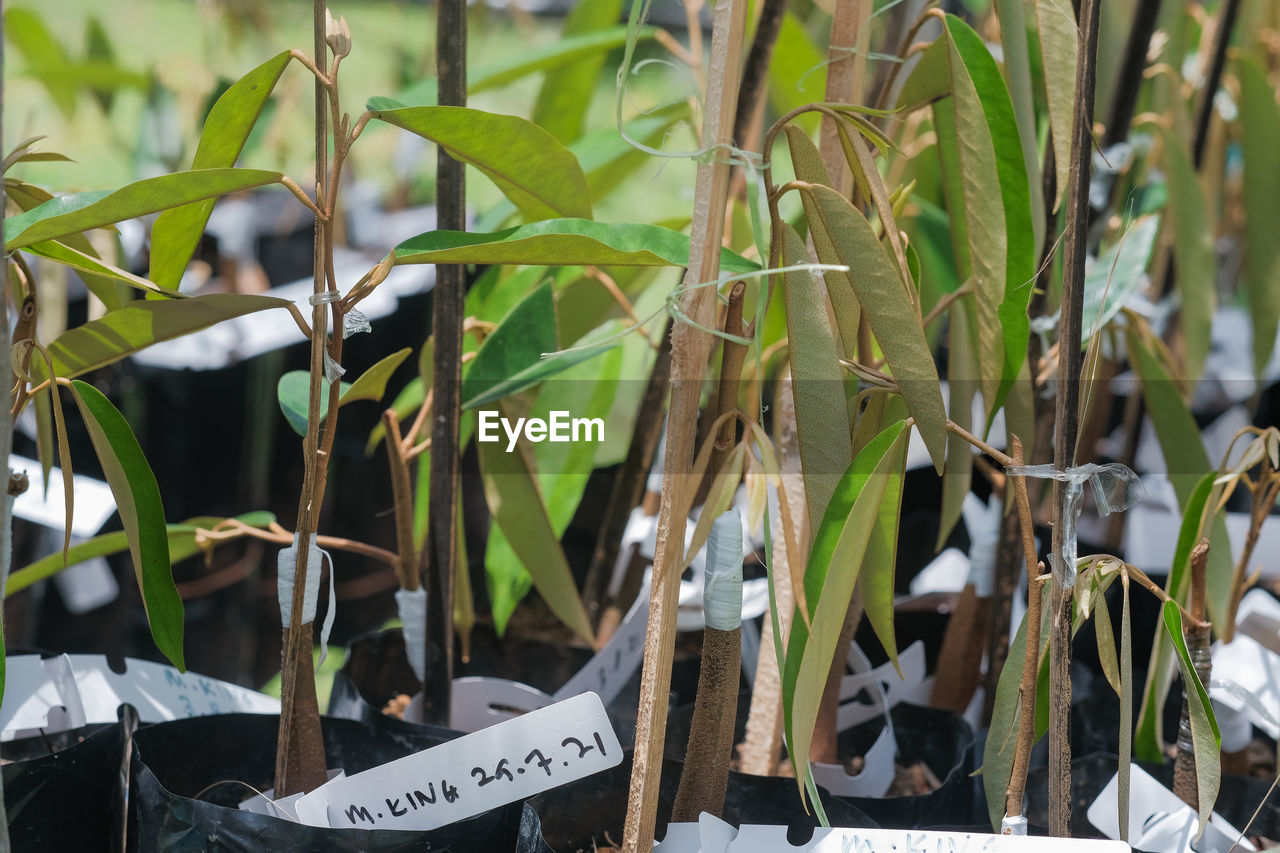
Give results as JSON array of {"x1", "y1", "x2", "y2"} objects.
[
  {"x1": 1000, "y1": 815, "x2": 1028, "y2": 835},
  {"x1": 343, "y1": 308, "x2": 371, "y2": 339},
  {"x1": 702, "y1": 511, "x2": 743, "y2": 631},
  {"x1": 1004, "y1": 462, "x2": 1144, "y2": 588},
  {"x1": 277, "y1": 533, "x2": 337, "y2": 665},
  {"x1": 395, "y1": 586, "x2": 428, "y2": 682},
  {"x1": 323, "y1": 351, "x2": 345, "y2": 384}
]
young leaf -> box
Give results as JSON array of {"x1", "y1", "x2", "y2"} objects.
[
  {"x1": 783, "y1": 421, "x2": 909, "y2": 800},
  {"x1": 149, "y1": 51, "x2": 292, "y2": 291},
  {"x1": 476, "y1": 407, "x2": 594, "y2": 644},
  {"x1": 1237, "y1": 57, "x2": 1280, "y2": 377},
  {"x1": 4, "y1": 168, "x2": 283, "y2": 250},
  {"x1": 1082, "y1": 216, "x2": 1159, "y2": 341},
  {"x1": 7, "y1": 512, "x2": 275, "y2": 595},
  {"x1": 1162, "y1": 601, "x2": 1221, "y2": 839},
  {"x1": 367, "y1": 102, "x2": 592, "y2": 221},
  {"x1": 801, "y1": 185, "x2": 947, "y2": 471},
  {"x1": 69, "y1": 380, "x2": 184, "y2": 671},
  {"x1": 340, "y1": 347, "x2": 412, "y2": 405},
  {"x1": 37, "y1": 293, "x2": 296, "y2": 380},
  {"x1": 277, "y1": 371, "x2": 351, "y2": 436},
  {"x1": 392, "y1": 218, "x2": 758, "y2": 273},
  {"x1": 780, "y1": 225, "x2": 853, "y2": 531}
]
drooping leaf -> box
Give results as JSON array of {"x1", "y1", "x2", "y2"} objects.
[
  {"x1": 993, "y1": 0, "x2": 1046, "y2": 253},
  {"x1": 476, "y1": 407, "x2": 594, "y2": 644},
  {"x1": 1134, "y1": 472, "x2": 1215, "y2": 760},
  {"x1": 368, "y1": 102, "x2": 592, "y2": 221},
  {"x1": 1119, "y1": 573, "x2": 1133, "y2": 842},
  {"x1": 149, "y1": 51, "x2": 292, "y2": 291},
  {"x1": 340, "y1": 348, "x2": 412, "y2": 405},
  {"x1": 801, "y1": 185, "x2": 948, "y2": 471},
  {"x1": 1159, "y1": 126, "x2": 1214, "y2": 380},
  {"x1": 484, "y1": 347, "x2": 622, "y2": 633},
  {"x1": 4, "y1": 168, "x2": 283, "y2": 250},
  {"x1": 1127, "y1": 326, "x2": 1233, "y2": 627},
  {"x1": 69, "y1": 380, "x2": 184, "y2": 671},
  {"x1": 780, "y1": 225, "x2": 854, "y2": 532},
  {"x1": 857, "y1": 420, "x2": 909, "y2": 675},
  {"x1": 5, "y1": 7, "x2": 76, "y2": 117},
  {"x1": 1162, "y1": 601, "x2": 1221, "y2": 839},
  {"x1": 24, "y1": 238, "x2": 177, "y2": 298},
  {"x1": 1094, "y1": 580, "x2": 1122, "y2": 696},
  {"x1": 533, "y1": 2, "x2": 625, "y2": 143},
  {"x1": 1035, "y1": 0, "x2": 1077, "y2": 210},
  {"x1": 37, "y1": 293, "x2": 295, "y2": 380},
  {"x1": 784, "y1": 127, "x2": 860, "y2": 359},
  {"x1": 784, "y1": 422, "x2": 909, "y2": 800},
  {"x1": 937, "y1": 299, "x2": 977, "y2": 549},
  {"x1": 1237, "y1": 57, "x2": 1280, "y2": 377},
  {"x1": 392, "y1": 218, "x2": 758, "y2": 273},
  {"x1": 7, "y1": 512, "x2": 275, "y2": 595},
  {"x1": 1082, "y1": 216, "x2": 1159, "y2": 341}
]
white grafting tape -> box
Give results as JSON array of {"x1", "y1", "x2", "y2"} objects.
[
  {"x1": 277, "y1": 534, "x2": 337, "y2": 665},
  {"x1": 702, "y1": 510, "x2": 743, "y2": 631},
  {"x1": 395, "y1": 586, "x2": 428, "y2": 681}
]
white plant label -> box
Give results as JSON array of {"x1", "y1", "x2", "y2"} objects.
[
  {"x1": 552, "y1": 586, "x2": 649, "y2": 702},
  {"x1": 300, "y1": 691, "x2": 621, "y2": 831},
  {"x1": 65, "y1": 655, "x2": 280, "y2": 722},
  {"x1": 655, "y1": 814, "x2": 1131, "y2": 852}
]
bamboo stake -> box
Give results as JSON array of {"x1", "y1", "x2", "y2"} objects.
[
  {"x1": 422, "y1": 0, "x2": 467, "y2": 726},
  {"x1": 0, "y1": 1, "x2": 13, "y2": 844},
  {"x1": 622, "y1": 1, "x2": 748, "y2": 847},
  {"x1": 1047, "y1": 0, "x2": 1103, "y2": 833}
]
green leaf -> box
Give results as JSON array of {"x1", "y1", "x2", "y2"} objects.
[
  {"x1": 1094, "y1": 580, "x2": 1122, "y2": 696},
  {"x1": 24, "y1": 238, "x2": 176, "y2": 299},
  {"x1": 392, "y1": 218, "x2": 758, "y2": 273},
  {"x1": 69, "y1": 380, "x2": 184, "y2": 670},
  {"x1": 1162, "y1": 601, "x2": 1220, "y2": 839},
  {"x1": 485, "y1": 349, "x2": 623, "y2": 632},
  {"x1": 1127, "y1": 327, "x2": 1233, "y2": 627},
  {"x1": 993, "y1": 0, "x2": 1046, "y2": 254},
  {"x1": 768, "y1": 13, "x2": 827, "y2": 134},
  {"x1": 784, "y1": 422, "x2": 909, "y2": 800},
  {"x1": 937, "y1": 299, "x2": 977, "y2": 550},
  {"x1": 5, "y1": 7, "x2": 76, "y2": 117},
  {"x1": 340, "y1": 348, "x2": 412, "y2": 405},
  {"x1": 1159, "y1": 126, "x2": 1214, "y2": 380},
  {"x1": 801, "y1": 185, "x2": 948, "y2": 471},
  {"x1": 857, "y1": 419, "x2": 908, "y2": 675},
  {"x1": 37, "y1": 292, "x2": 295, "y2": 380},
  {"x1": 780, "y1": 225, "x2": 854, "y2": 532},
  {"x1": 149, "y1": 51, "x2": 292, "y2": 291},
  {"x1": 942, "y1": 16, "x2": 1035, "y2": 424},
  {"x1": 7, "y1": 512, "x2": 275, "y2": 595},
  {"x1": 1135, "y1": 472, "x2": 1215, "y2": 760},
  {"x1": 1082, "y1": 216, "x2": 1159, "y2": 341},
  {"x1": 4, "y1": 168, "x2": 284, "y2": 250},
  {"x1": 368, "y1": 103, "x2": 592, "y2": 221},
  {"x1": 1237, "y1": 57, "x2": 1280, "y2": 377},
  {"x1": 1035, "y1": 0, "x2": 1077, "y2": 211},
  {"x1": 477, "y1": 406, "x2": 594, "y2": 644},
  {"x1": 1120, "y1": 574, "x2": 1133, "y2": 842},
  {"x1": 277, "y1": 371, "x2": 351, "y2": 436},
  {"x1": 395, "y1": 26, "x2": 657, "y2": 108},
  {"x1": 534, "y1": 5, "x2": 626, "y2": 143}
]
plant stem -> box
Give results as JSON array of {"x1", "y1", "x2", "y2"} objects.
[
  {"x1": 1004, "y1": 436, "x2": 1046, "y2": 823},
  {"x1": 580, "y1": 321, "x2": 672, "y2": 632},
  {"x1": 383, "y1": 411, "x2": 419, "y2": 591},
  {"x1": 710, "y1": 281, "x2": 748, "y2": 477},
  {"x1": 274, "y1": 0, "x2": 332, "y2": 797},
  {"x1": 622, "y1": 0, "x2": 748, "y2": 847},
  {"x1": 671, "y1": 624, "x2": 742, "y2": 821},
  {"x1": 982, "y1": 493, "x2": 1024, "y2": 724},
  {"x1": 1103, "y1": 0, "x2": 1163, "y2": 148},
  {"x1": 421, "y1": 0, "x2": 467, "y2": 727},
  {"x1": 1223, "y1": 473, "x2": 1279, "y2": 642},
  {"x1": 728, "y1": 0, "x2": 787, "y2": 201},
  {"x1": 1191, "y1": 0, "x2": 1242, "y2": 169},
  {"x1": 1047, "y1": 0, "x2": 1102, "y2": 832}
]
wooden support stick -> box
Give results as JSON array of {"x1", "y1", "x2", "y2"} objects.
[{"x1": 622, "y1": 0, "x2": 748, "y2": 847}]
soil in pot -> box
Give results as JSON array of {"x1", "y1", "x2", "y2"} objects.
[{"x1": 130, "y1": 712, "x2": 521, "y2": 852}]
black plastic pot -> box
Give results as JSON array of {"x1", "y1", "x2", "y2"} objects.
[
  {"x1": 3, "y1": 708, "x2": 137, "y2": 853},
  {"x1": 130, "y1": 712, "x2": 521, "y2": 852},
  {"x1": 837, "y1": 703, "x2": 979, "y2": 829},
  {"x1": 1025, "y1": 751, "x2": 1280, "y2": 841},
  {"x1": 513, "y1": 750, "x2": 879, "y2": 852}
]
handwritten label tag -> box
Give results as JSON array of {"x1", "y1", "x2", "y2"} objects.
[
  {"x1": 64, "y1": 655, "x2": 280, "y2": 723},
  {"x1": 0, "y1": 655, "x2": 86, "y2": 741},
  {"x1": 657, "y1": 814, "x2": 1130, "y2": 852},
  {"x1": 300, "y1": 691, "x2": 621, "y2": 831}
]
